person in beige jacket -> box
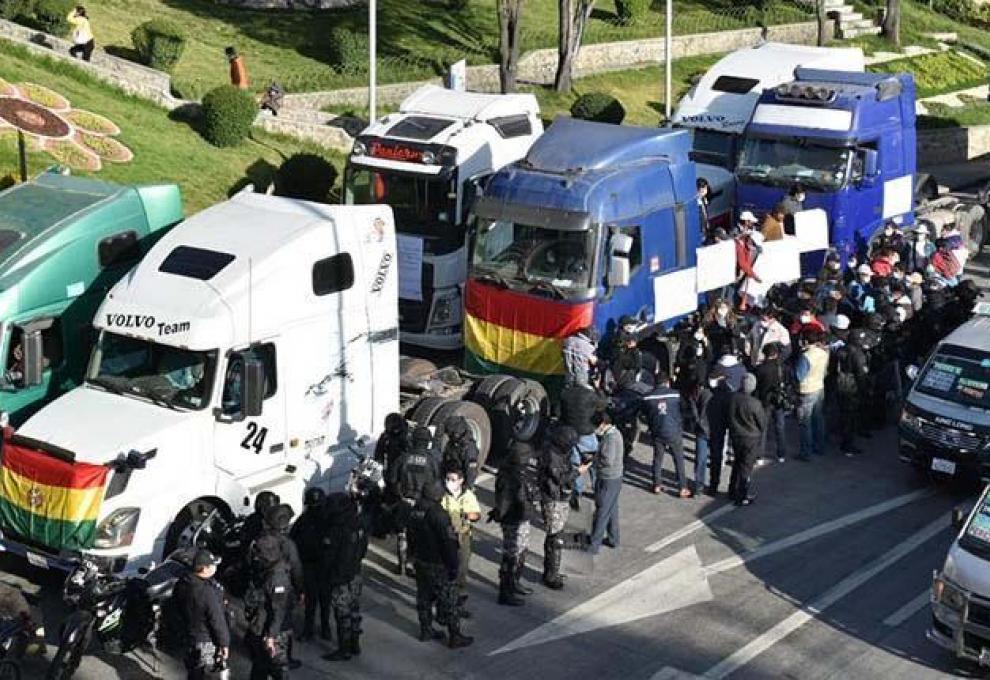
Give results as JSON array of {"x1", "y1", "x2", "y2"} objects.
[{"x1": 760, "y1": 204, "x2": 786, "y2": 242}]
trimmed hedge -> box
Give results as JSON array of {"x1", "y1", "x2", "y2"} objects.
[
  {"x1": 329, "y1": 26, "x2": 369, "y2": 71},
  {"x1": 570, "y1": 92, "x2": 626, "y2": 124},
  {"x1": 32, "y1": 0, "x2": 73, "y2": 36},
  {"x1": 274, "y1": 153, "x2": 338, "y2": 203},
  {"x1": 0, "y1": 0, "x2": 34, "y2": 21},
  {"x1": 615, "y1": 0, "x2": 651, "y2": 25},
  {"x1": 201, "y1": 85, "x2": 256, "y2": 148},
  {"x1": 131, "y1": 18, "x2": 187, "y2": 73}
]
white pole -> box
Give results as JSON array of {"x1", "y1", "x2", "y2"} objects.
[
  {"x1": 369, "y1": 0, "x2": 377, "y2": 122},
  {"x1": 664, "y1": 0, "x2": 672, "y2": 120}
]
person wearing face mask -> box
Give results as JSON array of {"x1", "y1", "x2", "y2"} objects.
[
  {"x1": 907, "y1": 225, "x2": 935, "y2": 272},
  {"x1": 817, "y1": 252, "x2": 843, "y2": 287},
  {"x1": 889, "y1": 282, "x2": 914, "y2": 321},
  {"x1": 780, "y1": 184, "x2": 806, "y2": 233},
  {"x1": 674, "y1": 326, "x2": 711, "y2": 394},
  {"x1": 748, "y1": 307, "x2": 791, "y2": 367},
  {"x1": 439, "y1": 465, "x2": 481, "y2": 616},
  {"x1": 440, "y1": 416, "x2": 480, "y2": 490},
  {"x1": 906, "y1": 272, "x2": 925, "y2": 312},
  {"x1": 848, "y1": 265, "x2": 877, "y2": 315},
  {"x1": 760, "y1": 204, "x2": 786, "y2": 242},
  {"x1": 931, "y1": 238, "x2": 962, "y2": 286},
  {"x1": 705, "y1": 374, "x2": 733, "y2": 496},
  {"x1": 703, "y1": 299, "x2": 747, "y2": 358},
  {"x1": 686, "y1": 377, "x2": 713, "y2": 494},
  {"x1": 736, "y1": 228, "x2": 766, "y2": 311},
  {"x1": 874, "y1": 221, "x2": 904, "y2": 254},
  {"x1": 869, "y1": 247, "x2": 897, "y2": 278},
  {"x1": 789, "y1": 303, "x2": 826, "y2": 341}
]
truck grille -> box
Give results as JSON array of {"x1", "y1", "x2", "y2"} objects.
[{"x1": 920, "y1": 421, "x2": 982, "y2": 451}]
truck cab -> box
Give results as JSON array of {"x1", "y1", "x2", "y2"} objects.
[
  {"x1": 900, "y1": 303, "x2": 990, "y2": 483},
  {"x1": 344, "y1": 85, "x2": 543, "y2": 350},
  {"x1": 736, "y1": 68, "x2": 916, "y2": 265},
  {"x1": 0, "y1": 173, "x2": 182, "y2": 425},
  {"x1": 931, "y1": 483, "x2": 990, "y2": 666},
  {"x1": 0, "y1": 194, "x2": 398, "y2": 574},
  {"x1": 672, "y1": 43, "x2": 864, "y2": 231},
  {"x1": 465, "y1": 117, "x2": 700, "y2": 386}
]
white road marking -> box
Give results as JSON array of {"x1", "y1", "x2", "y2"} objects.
[
  {"x1": 493, "y1": 488, "x2": 935, "y2": 656},
  {"x1": 645, "y1": 504, "x2": 737, "y2": 553},
  {"x1": 883, "y1": 590, "x2": 932, "y2": 627},
  {"x1": 490, "y1": 545, "x2": 714, "y2": 655},
  {"x1": 696, "y1": 514, "x2": 949, "y2": 680}
]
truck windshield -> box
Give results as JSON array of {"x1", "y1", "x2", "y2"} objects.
[
  {"x1": 690, "y1": 129, "x2": 736, "y2": 170},
  {"x1": 916, "y1": 345, "x2": 990, "y2": 411},
  {"x1": 472, "y1": 219, "x2": 594, "y2": 297},
  {"x1": 961, "y1": 491, "x2": 990, "y2": 558},
  {"x1": 737, "y1": 137, "x2": 851, "y2": 191},
  {"x1": 345, "y1": 167, "x2": 458, "y2": 244},
  {"x1": 86, "y1": 331, "x2": 216, "y2": 411}
]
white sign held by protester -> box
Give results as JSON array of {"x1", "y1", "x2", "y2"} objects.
[
  {"x1": 655, "y1": 268, "x2": 698, "y2": 322},
  {"x1": 448, "y1": 60, "x2": 467, "y2": 91},
  {"x1": 695, "y1": 240, "x2": 736, "y2": 292},
  {"x1": 793, "y1": 209, "x2": 829, "y2": 253},
  {"x1": 397, "y1": 234, "x2": 424, "y2": 301},
  {"x1": 754, "y1": 238, "x2": 801, "y2": 285}
]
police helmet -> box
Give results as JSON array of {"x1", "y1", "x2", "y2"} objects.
[
  {"x1": 384, "y1": 412, "x2": 407, "y2": 434},
  {"x1": 411, "y1": 426, "x2": 433, "y2": 447},
  {"x1": 254, "y1": 490, "x2": 280, "y2": 515},
  {"x1": 445, "y1": 416, "x2": 470, "y2": 440},
  {"x1": 263, "y1": 503, "x2": 295, "y2": 532},
  {"x1": 303, "y1": 486, "x2": 326, "y2": 507}
]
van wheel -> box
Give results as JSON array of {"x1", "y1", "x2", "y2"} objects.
[
  {"x1": 400, "y1": 357, "x2": 437, "y2": 389},
  {"x1": 408, "y1": 396, "x2": 450, "y2": 428},
  {"x1": 431, "y1": 400, "x2": 492, "y2": 469},
  {"x1": 164, "y1": 499, "x2": 225, "y2": 556}
]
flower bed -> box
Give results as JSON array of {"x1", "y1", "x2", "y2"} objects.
[
  {"x1": 65, "y1": 109, "x2": 120, "y2": 136},
  {"x1": 75, "y1": 131, "x2": 133, "y2": 163},
  {"x1": 16, "y1": 83, "x2": 71, "y2": 112}
]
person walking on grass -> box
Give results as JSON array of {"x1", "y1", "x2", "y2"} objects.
[{"x1": 67, "y1": 6, "x2": 95, "y2": 62}]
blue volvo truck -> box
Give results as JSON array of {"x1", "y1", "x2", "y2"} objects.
[{"x1": 735, "y1": 68, "x2": 917, "y2": 266}]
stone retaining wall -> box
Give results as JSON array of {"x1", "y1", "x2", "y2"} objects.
[{"x1": 284, "y1": 20, "x2": 826, "y2": 110}]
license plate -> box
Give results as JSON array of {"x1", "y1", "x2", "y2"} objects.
[
  {"x1": 25, "y1": 552, "x2": 47, "y2": 569},
  {"x1": 932, "y1": 458, "x2": 957, "y2": 474},
  {"x1": 980, "y1": 647, "x2": 990, "y2": 666}
]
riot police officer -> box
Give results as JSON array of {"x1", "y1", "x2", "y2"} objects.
[
  {"x1": 408, "y1": 481, "x2": 474, "y2": 648},
  {"x1": 538, "y1": 426, "x2": 588, "y2": 590},
  {"x1": 174, "y1": 549, "x2": 229, "y2": 680},
  {"x1": 290, "y1": 487, "x2": 328, "y2": 641},
  {"x1": 244, "y1": 535, "x2": 294, "y2": 679},
  {"x1": 375, "y1": 412, "x2": 410, "y2": 478},
  {"x1": 320, "y1": 492, "x2": 368, "y2": 661},
  {"x1": 441, "y1": 416, "x2": 480, "y2": 489},
  {"x1": 490, "y1": 442, "x2": 534, "y2": 607},
  {"x1": 243, "y1": 491, "x2": 281, "y2": 555},
  {"x1": 389, "y1": 426, "x2": 441, "y2": 576}
]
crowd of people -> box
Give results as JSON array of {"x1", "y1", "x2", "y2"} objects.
[{"x1": 172, "y1": 198, "x2": 982, "y2": 678}]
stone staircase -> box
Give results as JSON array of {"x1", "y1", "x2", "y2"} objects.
[{"x1": 822, "y1": 0, "x2": 883, "y2": 39}]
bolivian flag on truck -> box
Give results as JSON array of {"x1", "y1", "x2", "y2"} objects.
[
  {"x1": 464, "y1": 280, "x2": 593, "y2": 380},
  {"x1": 0, "y1": 438, "x2": 108, "y2": 550}
]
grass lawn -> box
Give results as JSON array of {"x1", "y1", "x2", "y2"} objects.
[
  {"x1": 919, "y1": 100, "x2": 990, "y2": 128},
  {"x1": 867, "y1": 50, "x2": 987, "y2": 97},
  {"x1": 0, "y1": 40, "x2": 345, "y2": 213},
  {"x1": 80, "y1": 0, "x2": 810, "y2": 99},
  {"x1": 849, "y1": 0, "x2": 990, "y2": 56}
]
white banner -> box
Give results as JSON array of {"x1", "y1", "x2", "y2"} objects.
[
  {"x1": 793, "y1": 209, "x2": 829, "y2": 253},
  {"x1": 754, "y1": 238, "x2": 801, "y2": 285},
  {"x1": 449, "y1": 60, "x2": 467, "y2": 91},
  {"x1": 397, "y1": 234, "x2": 424, "y2": 301},
  {"x1": 695, "y1": 240, "x2": 736, "y2": 292},
  {"x1": 654, "y1": 268, "x2": 698, "y2": 322}
]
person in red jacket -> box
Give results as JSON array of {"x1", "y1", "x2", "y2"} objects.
[
  {"x1": 869, "y1": 247, "x2": 896, "y2": 278},
  {"x1": 931, "y1": 238, "x2": 961, "y2": 285},
  {"x1": 735, "y1": 212, "x2": 764, "y2": 311}
]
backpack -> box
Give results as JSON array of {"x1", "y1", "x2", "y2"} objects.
[
  {"x1": 834, "y1": 347, "x2": 858, "y2": 396},
  {"x1": 765, "y1": 362, "x2": 796, "y2": 411}
]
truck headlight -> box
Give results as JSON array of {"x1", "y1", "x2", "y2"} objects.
[
  {"x1": 93, "y1": 508, "x2": 140, "y2": 549},
  {"x1": 429, "y1": 288, "x2": 462, "y2": 328},
  {"x1": 934, "y1": 575, "x2": 967, "y2": 611}
]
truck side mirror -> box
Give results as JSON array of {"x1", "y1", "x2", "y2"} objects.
[
  {"x1": 863, "y1": 149, "x2": 879, "y2": 179},
  {"x1": 608, "y1": 256, "x2": 631, "y2": 288},
  {"x1": 242, "y1": 356, "x2": 265, "y2": 418},
  {"x1": 22, "y1": 330, "x2": 44, "y2": 387}
]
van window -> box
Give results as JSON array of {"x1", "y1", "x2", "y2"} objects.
[
  {"x1": 916, "y1": 344, "x2": 990, "y2": 411},
  {"x1": 98, "y1": 231, "x2": 140, "y2": 269},
  {"x1": 313, "y1": 253, "x2": 354, "y2": 296}
]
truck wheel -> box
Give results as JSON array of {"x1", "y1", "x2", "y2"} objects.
[
  {"x1": 431, "y1": 400, "x2": 492, "y2": 469},
  {"x1": 400, "y1": 357, "x2": 437, "y2": 389},
  {"x1": 164, "y1": 498, "x2": 226, "y2": 556},
  {"x1": 482, "y1": 377, "x2": 549, "y2": 466},
  {"x1": 516, "y1": 379, "x2": 549, "y2": 443},
  {"x1": 409, "y1": 396, "x2": 449, "y2": 428},
  {"x1": 470, "y1": 375, "x2": 513, "y2": 409}
]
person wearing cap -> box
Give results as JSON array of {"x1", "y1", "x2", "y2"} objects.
[
  {"x1": 906, "y1": 272, "x2": 925, "y2": 312},
  {"x1": 642, "y1": 370, "x2": 690, "y2": 498},
  {"x1": 760, "y1": 204, "x2": 786, "y2": 242},
  {"x1": 907, "y1": 225, "x2": 935, "y2": 272},
  {"x1": 728, "y1": 373, "x2": 766, "y2": 506},
  {"x1": 174, "y1": 548, "x2": 229, "y2": 680},
  {"x1": 408, "y1": 480, "x2": 474, "y2": 648},
  {"x1": 848, "y1": 264, "x2": 877, "y2": 315},
  {"x1": 389, "y1": 425, "x2": 441, "y2": 577},
  {"x1": 538, "y1": 425, "x2": 589, "y2": 590},
  {"x1": 748, "y1": 306, "x2": 791, "y2": 367},
  {"x1": 830, "y1": 324, "x2": 870, "y2": 456},
  {"x1": 736, "y1": 210, "x2": 759, "y2": 235},
  {"x1": 736, "y1": 229, "x2": 766, "y2": 311}
]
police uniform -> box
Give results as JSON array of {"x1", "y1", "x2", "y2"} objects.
[
  {"x1": 244, "y1": 535, "x2": 293, "y2": 680},
  {"x1": 441, "y1": 417, "x2": 480, "y2": 489},
  {"x1": 289, "y1": 489, "x2": 328, "y2": 640},
  {"x1": 320, "y1": 493, "x2": 368, "y2": 661},
  {"x1": 641, "y1": 383, "x2": 687, "y2": 492},
  {"x1": 492, "y1": 443, "x2": 534, "y2": 606},
  {"x1": 388, "y1": 427, "x2": 440, "y2": 576},
  {"x1": 407, "y1": 481, "x2": 473, "y2": 648},
  {"x1": 173, "y1": 550, "x2": 229, "y2": 680},
  {"x1": 538, "y1": 427, "x2": 580, "y2": 590}
]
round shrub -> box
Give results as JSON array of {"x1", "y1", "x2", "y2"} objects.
[
  {"x1": 0, "y1": 0, "x2": 34, "y2": 21},
  {"x1": 131, "y1": 18, "x2": 187, "y2": 73},
  {"x1": 570, "y1": 92, "x2": 626, "y2": 125},
  {"x1": 447, "y1": 0, "x2": 469, "y2": 10},
  {"x1": 274, "y1": 153, "x2": 338, "y2": 203},
  {"x1": 201, "y1": 85, "x2": 257, "y2": 148},
  {"x1": 614, "y1": 0, "x2": 651, "y2": 25},
  {"x1": 329, "y1": 26, "x2": 369, "y2": 72},
  {"x1": 32, "y1": 0, "x2": 73, "y2": 36}
]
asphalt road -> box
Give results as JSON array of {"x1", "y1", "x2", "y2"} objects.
[{"x1": 4, "y1": 260, "x2": 990, "y2": 680}]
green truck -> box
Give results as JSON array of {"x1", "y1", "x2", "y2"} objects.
[{"x1": 0, "y1": 172, "x2": 183, "y2": 425}]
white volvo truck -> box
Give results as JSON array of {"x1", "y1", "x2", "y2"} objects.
[
  {"x1": 0, "y1": 193, "x2": 547, "y2": 574},
  {"x1": 344, "y1": 85, "x2": 543, "y2": 350}
]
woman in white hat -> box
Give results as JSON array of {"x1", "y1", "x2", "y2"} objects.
[
  {"x1": 908, "y1": 224, "x2": 934, "y2": 272},
  {"x1": 737, "y1": 230, "x2": 768, "y2": 310}
]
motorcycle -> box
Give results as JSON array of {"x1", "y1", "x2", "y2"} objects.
[{"x1": 45, "y1": 554, "x2": 189, "y2": 680}]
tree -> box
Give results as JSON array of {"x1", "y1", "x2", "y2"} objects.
[
  {"x1": 882, "y1": 0, "x2": 901, "y2": 47},
  {"x1": 554, "y1": 0, "x2": 595, "y2": 93},
  {"x1": 497, "y1": 0, "x2": 525, "y2": 93},
  {"x1": 815, "y1": 0, "x2": 828, "y2": 47}
]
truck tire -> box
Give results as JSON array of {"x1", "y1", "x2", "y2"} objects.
[
  {"x1": 431, "y1": 400, "x2": 492, "y2": 469},
  {"x1": 164, "y1": 498, "x2": 227, "y2": 556},
  {"x1": 470, "y1": 375, "x2": 513, "y2": 409},
  {"x1": 482, "y1": 377, "x2": 550, "y2": 466},
  {"x1": 399, "y1": 357, "x2": 437, "y2": 389},
  {"x1": 516, "y1": 379, "x2": 549, "y2": 443},
  {"x1": 408, "y1": 396, "x2": 450, "y2": 428}
]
